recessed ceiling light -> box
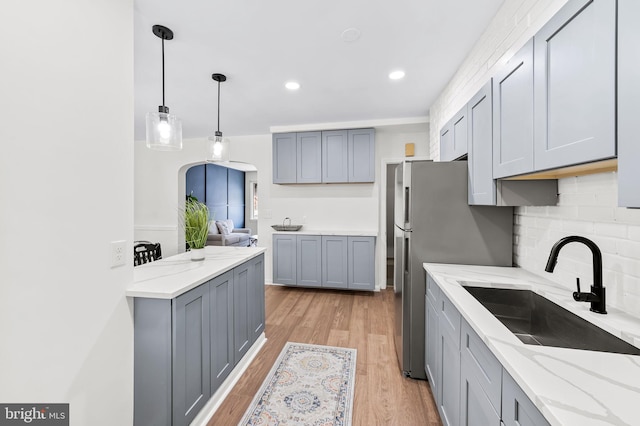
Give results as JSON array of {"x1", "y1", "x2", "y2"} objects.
[
  {"x1": 389, "y1": 70, "x2": 406, "y2": 80},
  {"x1": 341, "y1": 27, "x2": 361, "y2": 42},
  {"x1": 285, "y1": 81, "x2": 300, "y2": 90}
]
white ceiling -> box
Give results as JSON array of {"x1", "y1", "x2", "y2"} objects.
[{"x1": 134, "y1": 0, "x2": 504, "y2": 140}]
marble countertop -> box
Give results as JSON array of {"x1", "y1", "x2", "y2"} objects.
[
  {"x1": 271, "y1": 229, "x2": 378, "y2": 237},
  {"x1": 127, "y1": 246, "x2": 267, "y2": 299},
  {"x1": 423, "y1": 263, "x2": 640, "y2": 426}
]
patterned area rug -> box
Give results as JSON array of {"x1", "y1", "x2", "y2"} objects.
[{"x1": 238, "y1": 342, "x2": 357, "y2": 426}]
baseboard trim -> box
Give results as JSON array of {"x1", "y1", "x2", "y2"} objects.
[{"x1": 191, "y1": 333, "x2": 267, "y2": 426}]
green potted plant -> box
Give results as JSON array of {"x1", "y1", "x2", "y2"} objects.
[{"x1": 184, "y1": 198, "x2": 210, "y2": 261}]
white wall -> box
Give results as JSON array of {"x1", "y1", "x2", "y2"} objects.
[
  {"x1": 135, "y1": 123, "x2": 429, "y2": 289},
  {"x1": 0, "y1": 1, "x2": 134, "y2": 425},
  {"x1": 428, "y1": 0, "x2": 640, "y2": 317}
]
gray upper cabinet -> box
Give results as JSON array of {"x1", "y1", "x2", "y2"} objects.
[
  {"x1": 322, "y1": 130, "x2": 349, "y2": 183},
  {"x1": 467, "y1": 80, "x2": 495, "y2": 205},
  {"x1": 618, "y1": 0, "x2": 640, "y2": 208},
  {"x1": 173, "y1": 285, "x2": 211, "y2": 426},
  {"x1": 347, "y1": 236, "x2": 375, "y2": 291},
  {"x1": 348, "y1": 129, "x2": 375, "y2": 183},
  {"x1": 296, "y1": 235, "x2": 322, "y2": 288},
  {"x1": 502, "y1": 371, "x2": 550, "y2": 426},
  {"x1": 322, "y1": 236, "x2": 348, "y2": 289},
  {"x1": 493, "y1": 39, "x2": 535, "y2": 178},
  {"x1": 533, "y1": 0, "x2": 616, "y2": 171},
  {"x1": 209, "y1": 271, "x2": 234, "y2": 393},
  {"x1": 273, "y1": 234, "x2": 297, "y2": 285},
  {"x1": 272, "y1": 133, "x2": 297, "y2": 184},
  {"x1": 440, "y1": 122, "x2": 453, "y2": 161},
  {"x1": 296, "y1": 132, "x2": 322, "y2": 183}
]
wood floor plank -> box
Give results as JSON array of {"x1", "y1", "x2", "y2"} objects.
[{"x1": 207, "y1": 286, "x2": 442, "y2": 426}]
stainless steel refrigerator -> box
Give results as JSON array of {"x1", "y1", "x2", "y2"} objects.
[{"x1": 393, "y1": 160, "x2": 513, "y2": 379}]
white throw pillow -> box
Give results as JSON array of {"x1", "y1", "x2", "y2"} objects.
[
  {"x1": 216, "y1": 220, "x2": 232, "y2": 235},
  {"x1": 209, "y1": 221, "x2": 220, "y2": 235}
]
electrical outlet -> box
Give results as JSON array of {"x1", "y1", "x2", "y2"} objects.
[
  {"x1": 264, "y1": 209, "x2": 273, "y2": 219},
  {"x1": 111, "y1": 240, "x2": 126, "y2": 268}
]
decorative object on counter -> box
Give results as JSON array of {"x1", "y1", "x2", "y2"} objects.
[
  {"x1": 133, "y1": 241, "x2": 162, "y2": 266},
  {"x1": 238, "y1": 342, "x2": 356, "y2": 426},
  {"x1": 271, "y1": 217, "x2": 302, "y2": 232},
  {"x1": 183, "y1": 198, "x2": 210, "y2": 260},
  {"x1": 145, "y1": 25, "x2": 182, "y2": 151},
  {"x1": 405, "y1": 142, "x2": 415, "y2": 157},
  {"x1": 206, "y1": 73, "x2": 230, "y2": 162},
  {"x1": 545, "y1": 235, "x2": 607, "y2": 314}
]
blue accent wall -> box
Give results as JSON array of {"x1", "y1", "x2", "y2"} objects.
[{"x1": 185, "y1": 164, "x2": 245, "y2": 228}]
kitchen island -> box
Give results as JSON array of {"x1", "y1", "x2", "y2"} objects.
[
  {"x1": 424, "y1": 263, "x2": 640, "y2": 426},
  {"x1": 127, "y1": 246, "x2": 267, "y2": 426}
]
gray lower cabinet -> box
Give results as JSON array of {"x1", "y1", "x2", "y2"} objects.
[
  {"x1": 296, "y1": 132, "x2": 322, "y2": 183},
  {"x1": 209, "y1": 271, "x2": 234, "y2": 394},
  {"x1": 134, "y1": 255, "x2": 265, "y2": 426},
  {"x1": 460, "y1": 320, "x2": 501, "y2": 426},
  {"x1": 273, "y1": 234, "x2": 297, "y2": 285},
  {"x1": 493, "y1": 39, "x2": 535, "y2": 179},
  {"x1": 533, "y1": 0, "x2": 616, "y2": 171},
  {"x1": 272, "y1": 133, "x2": 297, "y2": 184},
  {"x1": 618, "y1": 0, "x2": 640, "y2": 208},
  {"x1": 425, "y1": 272, "x2": 550, "y2": 426},
  {"x1": 348, "y1": 128, "x2": 375, "y2": 182},
  {"x1": 297, "y1": 234, "x2": 322, "y2": 288},
  {"x1": 173, "y1": 284, "x2": 211, "y2": 426},
  {"x1": 322, "y1": 236, "x2": 348, "y2": 289},
  {"x1": 322, "y1": 130, "x2": 349, "y2": 183},
  {"x1": 273, "y1": 234, "x2": 375, "y2": 291},
  {"x1": 502, "y1": 372, "x2": 551, "y2": 426},
  {"x1": 347, "y1": 236, "x2": 375, "y2": 291},
  {"x1": 437, "y1": 287, "x2": 461, "y2": 426}
]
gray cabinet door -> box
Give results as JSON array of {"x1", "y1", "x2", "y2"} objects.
[
  {"x1": 348, "y1": 129, "x2": 375, "y2": 182},
  {"x1": 322, "y1": 236, "x2": 348, "y2": 289},
  {"x1": 425, "y1": 289, "x2": 439, "y2": 393},
  {"x1": 618, "y1": 0, "x2": 640, "y2": 208},
  {"x1": 347, "y1": 236, "x2": 375, "y2": 290},
  {"x1": 460, "y1": 360, "x2": 501, "y2": 426},
  {"x1": 502, "y1": 372, "x2": 550, "y2": 426},
  {"x1": 172, "y1": 285, "x2": 211, "y2": 426},
  {"x1": 493, "y1": 39, "x2": 535, "y2": 178},
  {"x1": 297, "y1": 235, "x2": 322, "y2": 288},
  {"x1": 468, "y1": 80, "x2": 496, "y2": 205},
  {"x1": 533, "y1": 0, "x2": 616, "y2": 171},
  {"x1": 437, "y1": 292, "x2": 461, "y2": 426},
  {"x1": 248, "y1": 254, "x2": 265, "y2": 343},
  {"x1": 273, "y1": 133, "x2": 297, "y2": 183},
  {"x1": 273, "y1": 234, "x2": 297, "y2": 285},
  {"x1": 440, "y1": 121, "x2": 453, "y2": 161},
  {"x1": 296, "y1": 131, "x2": 322, "y2": 183},
  {"x1": 209, "y1": 270, "x2": 234, "y2": 393},
  {"x1": 451, "y1": 106, "x2": 469, "y2": 160},
  {"x1": 233, "y1": 262, "x2": 251, "y2": 363},
  {"x1": 322, "y1": 130, "x2": 349, "y2": 183}
]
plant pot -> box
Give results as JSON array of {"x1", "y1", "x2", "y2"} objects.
[{"x1": 190, "y1": 248, "x2": 205, "y2": 261}]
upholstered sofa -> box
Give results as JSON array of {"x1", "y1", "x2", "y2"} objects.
[{"x1": 206, "y1": 219, "x2": 252, "y2": 247}]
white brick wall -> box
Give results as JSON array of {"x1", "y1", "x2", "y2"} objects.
[{"x1": 429, "y1": 0, "x2": 640, "y2": 317}]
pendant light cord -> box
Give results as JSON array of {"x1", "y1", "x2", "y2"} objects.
[
  {"x1": 217, "y1": 80, "x2": 221, "y2": 133},
  {"x1": 161, "y1": 37, "x2": 166, "y2": 109}
]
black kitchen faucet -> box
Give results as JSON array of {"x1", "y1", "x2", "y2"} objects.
[{"x1": 545, "y1": 235, "x2": 607, "y2": 314}]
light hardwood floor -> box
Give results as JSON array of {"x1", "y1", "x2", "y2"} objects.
[{"x1": 208, "y1": 285, "x2": 442, "y2": 425}]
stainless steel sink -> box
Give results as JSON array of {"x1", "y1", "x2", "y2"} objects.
[{"x1": 463, "y1": 285, "x2": 640, "y2": 355}]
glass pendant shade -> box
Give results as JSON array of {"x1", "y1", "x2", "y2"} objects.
[
  {"x1": 146, "y1": 110, "x2": 183, "y2": 151},
  {"x1": 206, "y1": 132, "x2": 230, "y2": 162}
]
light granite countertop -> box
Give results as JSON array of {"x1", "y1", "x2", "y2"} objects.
[
  {"x1": 127, "y1": 246, "x2": 267, "y2": 299},
  {"x1": 423, "y1": 263, "x2": 640, "y2": 426},
  {"x1": 271, "y1": 229, "x2": 378, "y2": 237}
]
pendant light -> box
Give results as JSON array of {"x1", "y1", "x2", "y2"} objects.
[
  {"x1": 145, "y1": 25, "x2": 183, "y2": 151},
  {"x1": 206, "y1": 73, "x2": 230, "y2": 162}
]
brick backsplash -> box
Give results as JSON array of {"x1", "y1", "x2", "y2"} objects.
[
  {"x1": 514, "y1": 172, "x2": 640, "y2": 316},
  {"x1": 428, "y1": 0, "x2": 640, "y2": 317}
]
